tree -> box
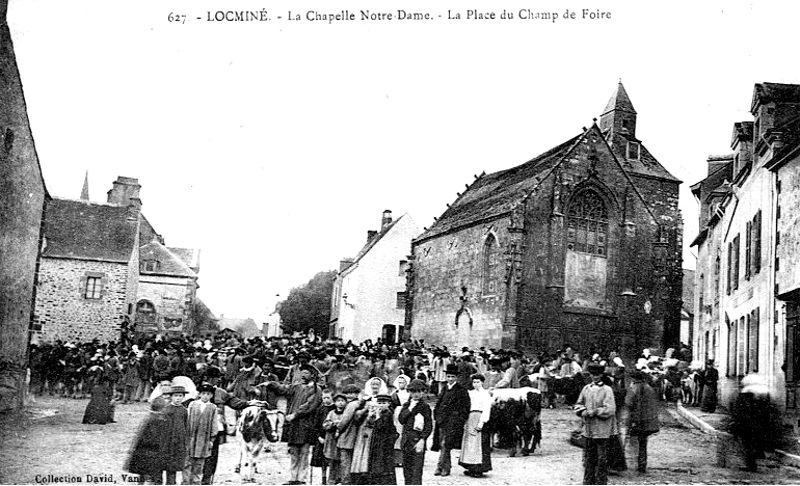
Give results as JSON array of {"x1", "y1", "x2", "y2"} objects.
[{"x1": 278, "y1": 270, "x2": 336, "y2": 337}]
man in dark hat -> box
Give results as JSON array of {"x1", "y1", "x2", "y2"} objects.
[
  {"x1": 432, "y1": 364, "x2": 470, "y2": 476},
  {"x1": 398, "y1": 379, "x2": 433, "y2": 485},
  {"x1": 575, "y1": 363, "x2": 616, "y2": 485}
]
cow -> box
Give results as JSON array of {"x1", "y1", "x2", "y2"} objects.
[
  {"x1": 235, "y1": 406, "x2": 282, "y2": 481},
  {"x1": 487, "y1": 387, "x2": 542, "y2": 457}
]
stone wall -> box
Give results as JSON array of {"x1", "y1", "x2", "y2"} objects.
[
  {"x1": 34, "y1": 258, "x2": 131, "y2": 342},
  {"x1": 137, "y1": 274, "x2": 195, "y2": 335},
  {"x1": 0, "y1": 0, "x2": 48, "y2": 411},
  {"x1": 410, "y1": 126, "x2": 683, "y2": 358},
  {"x1": 410, "y1": 215, "x2": 512, "y2": 349}
]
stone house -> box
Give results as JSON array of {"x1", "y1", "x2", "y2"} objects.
[
  {"x1": 691, "y1": 83, "x2": 800, "y2": 421},
  {"x1": 0, "y1": 0, "x2": 49, "y2": 411},
  {"x1": 330, "y1": 210, "x2": 420, "y2": 344},
  {"x1": 408, "y1": 83, "x2": 683, "y2": 357},
  {"x1": 136, "y1": 239, "x2": 200, "y2": 337},
  {"x1": 33, "y1": 177, "x2": 144, "y2": 342}
]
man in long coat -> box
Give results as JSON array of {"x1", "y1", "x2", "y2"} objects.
[
  {"x1": 268, "y1": 364, "x2": 323, "y2": 485},
  {"x1": 433, "y1": 364, "x2": 470, "y2": 476}
]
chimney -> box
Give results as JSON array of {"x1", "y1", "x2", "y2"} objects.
[
  {"x1": 381, "y1": 209, "x2": 393, "y2": 230},
  {"x1": 367, "y1": 230, "x2": 378, "y2": 243},
  {"x1": 107, "y1": 176, "x2": 142, "y2": 209}
]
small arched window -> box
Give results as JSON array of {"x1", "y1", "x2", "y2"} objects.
[
  {"x1": 136, "y1": 300, "x2": 157, "y2": 324},
  {"x1": 483, "y1": 234, "x2": 498, "y2": 294},
  {"x1": 566, "y1": 190, "x2": 609, "y2": 256}
]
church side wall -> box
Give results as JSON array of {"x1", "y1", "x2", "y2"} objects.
[
  {"x1": 34, "y1": 258, "x2": 130, "y2": 342},
  {"x1": 410, "y1": 217, "x2": 511, "y2": 349}
]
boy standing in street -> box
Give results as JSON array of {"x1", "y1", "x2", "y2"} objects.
[
  {"x1": 184, "y1": 384, "x2": 218, "y2": 484},
  {"x1": 162, "y1": 385, "x2": 189, "y2": 485},
  {"x1": 398, "y1": 379, "x2": 433, "y2": 485}
]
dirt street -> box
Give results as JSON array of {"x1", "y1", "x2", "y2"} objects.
[{"x1": 2, "y1": 396, "x2": 800, "y2": 485}]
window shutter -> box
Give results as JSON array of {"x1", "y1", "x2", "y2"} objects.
[
  {"x1": 745, "y1": 221, "x2": 752, "y2": 280},
  {"x1": 754, "y1": 211, "x2": 762, "y2": 274},
  {"x1": 749, "y1": 308, "x2": 759, "y2": 373},
  {"x1": 727, "y1": 242, "x2": 732, "y2": 295},
  {"x1": 733, "y1": 235, "x2": 740, "y2": 290},
  {"x1": 727, "y1": 319, "x2": 736, "y2": 377}
]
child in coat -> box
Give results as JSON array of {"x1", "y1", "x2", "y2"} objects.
[
  {"x1": 126, "y1": 397, "x2": 168, "y2": 482},
  {"x1": 162, "y1": 385, "x2": 188, "y2": 485},
  {"x1": 183, "y1": 384, "x2": 218, "y2": 484},
  {"x1": 311, "y1": 389, "x2": 335, "y2": 484},
  {"x1": 323, "y1": 393, "x2": 347, "y2": 485}
]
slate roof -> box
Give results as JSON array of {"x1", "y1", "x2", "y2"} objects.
[
  {"x1": 752, "y1": 83, "x2": 800, "y2": 111},
  {"x1": 608, "y1": 131, "x2": 680, "y2": 182},
  {"x1": 601, "y1": 81, "x2": 637, "y2": 115},
  {"x1": 731, "y1": 121, "x2": 754, "y2": 146},
  {"x1": 343, "y1": 215, "x2": 406, "y2": 272},
  {"x1": 168, "y1": 247, "x2": 200, "y2": 272},
  {"x1": 416, "y1": 136, "x2": 580, "y2": 242},
  {"x1": 42, "y1": 198, "x2": 137, "y2": 263},
  {"x1": 140, "y1": 240, "x2": 198, "y2": 278}
]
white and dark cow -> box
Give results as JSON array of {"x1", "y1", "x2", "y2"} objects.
[
  {"x1": 488, "y1": 387, "x2": 542, "y2": 457},
  {"x1": 236, "y1": 406, "x2": 281, "y2": 481}
]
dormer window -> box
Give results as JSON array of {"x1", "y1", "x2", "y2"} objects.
[
  {"x1": 627, "y1": 141, "x2": 640, "y2": 160},
  {"x1": 141, "y1": 260, "x2": 159, "y2": 272}
]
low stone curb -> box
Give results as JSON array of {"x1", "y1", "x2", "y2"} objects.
[
  {"x1": 674, "y1": 401, "x2": 800, "y2": 470},
  {"x1": 674, "y1": 401, "x2": 719, "y2": 435}
]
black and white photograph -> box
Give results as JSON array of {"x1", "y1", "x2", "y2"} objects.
[{"x1": 3, "y1": 0, "x2": 800, "y2": 484}]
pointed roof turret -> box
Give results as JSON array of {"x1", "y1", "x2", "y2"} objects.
[
  {"x1": 601, "y1": 80, "x2": 637, "y2": 116},
  {"x1": 80, "y1": 171, "x2": 90, "y2": 201},
  {"x1": 599, "y1": 81, "x2": 638, "y2": 139}
]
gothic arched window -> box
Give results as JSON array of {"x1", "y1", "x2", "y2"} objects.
[
  {"x1": 566, "y1": 190, "x2": 608, "y2": 256},
  {"x1": 483, "y1": 234, "x2": 498, "y2": 294}
]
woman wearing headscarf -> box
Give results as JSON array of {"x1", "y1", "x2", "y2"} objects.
[
  {"x1": 350, "y1": 377, "x2": 388, "y2": 484},
  {"x1": 391, "y1": 374, "x2": 411, "y2": 467}
]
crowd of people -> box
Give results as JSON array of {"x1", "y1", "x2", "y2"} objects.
[{"x1": 27, "y1": 332, "x2": 758, "y2": 485}]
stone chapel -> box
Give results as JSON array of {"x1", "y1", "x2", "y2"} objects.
[{"x1": 407, "y1": 83, "x2": 684, "y2": 358}]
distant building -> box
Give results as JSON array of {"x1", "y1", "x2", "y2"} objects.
[
  {"x1": 33, "y1": 179, "x2": 142, "y2": 342},
  {"x1": 0, "y1": 0, "x2": 50, "y2": 411},
  {"x1": 34, "y1": 175, "x2": 210, "y2": 342},
  {"x1": 408, "y1": 83, "x2": 683, "y2": 357},
  {"x1": 330, "y1": 210, "x2": 420, "y2": 344},
  {"x1": 218, "y1": 316, "x2": 262, "y2": 339},
  {"x1": 135, "y1": 239, "x2": 200, "y2": 337}
]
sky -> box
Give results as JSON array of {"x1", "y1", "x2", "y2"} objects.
[{"x1": 7, "y1": 0, "x2": 800, "y2": 324}]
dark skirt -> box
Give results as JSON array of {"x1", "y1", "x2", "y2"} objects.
[
  {"x1": 701, "y1": 385, "x2": 718, "y2": 413},
  {"x1": 82, "y1": 385, "x2": 115, "y2": 424},
  {"x1": 311, "y1": 442, "x2": 327, "y2": 467}
]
